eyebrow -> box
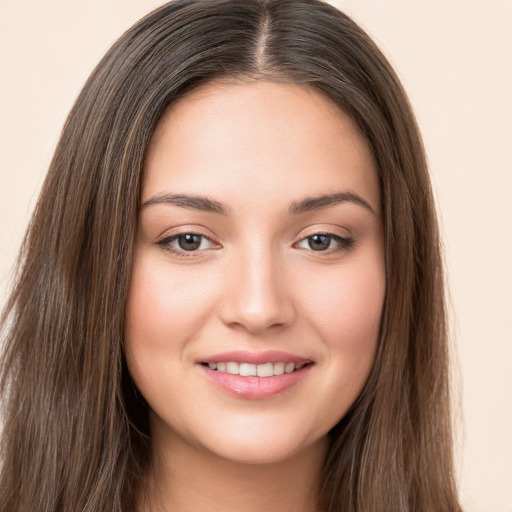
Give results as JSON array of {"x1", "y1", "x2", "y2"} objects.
[
  {"x1": 289, "y1": 191, "x2": 376, "y2": 215},
  {"x1": 142, "y1": 193, "x2": 229, "y2": 214},
  {"x1": 141, "y1": 190, "x2": 376, "y2": 216}
]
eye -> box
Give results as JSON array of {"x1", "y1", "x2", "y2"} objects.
[
  {"x1": 157, "y1": 233, "x2": 218, "y2": 254},
  {"x1": 295, "y1": 233, "x2": 354, "y2": 252}
]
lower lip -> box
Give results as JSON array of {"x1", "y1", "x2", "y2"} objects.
[{"x1": 199, "y1": 364, "x2": 312, "y2": 399}]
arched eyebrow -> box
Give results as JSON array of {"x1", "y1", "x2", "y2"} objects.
[
  {"x1": 141, "y1": 191, "x2": 376, "y2": 216},
  {"x1": 289, "y1": 191, "x2": 376, "y2": 215},
  {"x1": 141, "y1": 193, "x2": 229, "y2": 214}
]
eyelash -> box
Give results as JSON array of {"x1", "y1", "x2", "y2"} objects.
[
  {"x1": 157, "y1": 232, "x2": 219, "y2": 257},
  {"x1": 294, "y1": 233, "x2": 355, "y2": 252},
  {"x1": 156, "y1": 232, "x2": 355, "y2": 258}
]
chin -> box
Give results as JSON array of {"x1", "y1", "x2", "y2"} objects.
[{"x1": 189, "y1": 419, "x2": 328, "y2": 466}]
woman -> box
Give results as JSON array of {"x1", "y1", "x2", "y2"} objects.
[{"x1": 0, "y1": 0, "x2": 462, "y2": 511}]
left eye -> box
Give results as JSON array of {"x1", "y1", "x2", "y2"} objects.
[
  {"x1": 158, "y1": 233, "x2": 215, "y2": 252},
  {"x1": 296, "y1": 234, "x2": 353, "y2": 252}
]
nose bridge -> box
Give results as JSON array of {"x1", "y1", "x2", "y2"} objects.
[{"x1": 220, "y1": 238, "x2": 294, "y2": 333}]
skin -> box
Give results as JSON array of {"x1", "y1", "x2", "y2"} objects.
[{"x1": 125, "y1": 80, "x2": 385, "y2": 512}]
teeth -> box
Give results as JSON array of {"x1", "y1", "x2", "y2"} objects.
[
  {"x1": 226, "y1": 362, "x2": 239, "y2": 375},
  {"x1": 284, "y1": 362, "x2": 295, "y2": 373},
  {"x1": 273, "y1": 362, "x2": 285, "y2": 375},
  {"x1": 257, "y1": 362, "x2": 274, "y2": 377},
  {"x1": 239, "y1": 363, "x2": 257, "y2": 376},
  {"x1": 206, "y1": 361, "x2": 307, "y2": 377}
]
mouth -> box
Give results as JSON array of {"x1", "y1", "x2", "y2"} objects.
[
  {"x1": 200, "y1": 361, "x2": 311, "y2": 377},
  {"x1": 198, "y1": 351, "x2": 314, "y2": 399}
]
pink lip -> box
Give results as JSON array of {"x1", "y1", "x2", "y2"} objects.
[
  {"x1": 199, "y1": 350, "x2": 312, "y2": 365},
  {"x1": 197, "y1": 350, "x2": 314, "y2": 400}
]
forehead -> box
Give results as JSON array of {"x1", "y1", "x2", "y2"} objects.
[{"x1": 143, "y1": 80, "x2": 379, "y2": 212}]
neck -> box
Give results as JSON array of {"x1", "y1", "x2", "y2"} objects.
[{"x1": 138, "y1": 425, "x2": 328, "y2": 512}]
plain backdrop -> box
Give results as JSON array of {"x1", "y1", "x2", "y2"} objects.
[{"x1": 0, "y1": 1, "x2": 511, "y2": 511}]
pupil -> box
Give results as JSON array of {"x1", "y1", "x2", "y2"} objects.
[
  {"x1": 308, "y1": 234, "x2": 330, "y2": 251},
  {"x1": 178, "y1": 234, "x2": 201, "y2": 251}
]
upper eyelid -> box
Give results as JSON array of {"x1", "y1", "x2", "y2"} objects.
[
  {"x1": 156, "y1": 227, "x2": 350, "y2": 242},
  {"x1": 158, "y1": 233, "x2": 352, "y2": 253},
  {"x1": 158, "y1": 232, "x2": 218, "y2": 246},
  {"x1": 154, "y1": 222, "x2": 353, "y2": 245},
  {"x1": 156, "y1": 233, "x2": 220, "y2": 258},
  {"x1": 294, "y1": 233, "x2": 353, "y2": 248},
  {"x1": 293, "y1": 226, "x2": 352, "y2": 243},
  {"x1": 156, "y1": 226, "x2": 218, "y2": 242}
]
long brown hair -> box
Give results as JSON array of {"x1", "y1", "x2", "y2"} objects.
[{"x1": 0, "y1": 1, "x2": 461, "y2": 510}]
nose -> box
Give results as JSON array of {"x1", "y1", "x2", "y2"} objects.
[{"x1": 218, "y1": 245, "x2": 296, "y2": 334}]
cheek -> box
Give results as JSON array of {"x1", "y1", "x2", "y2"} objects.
[
  {"x1": 123, "y1": 253, "x2": 220, "y2": 394},
  {"x1": 298, "y1": 257, "x2": 385, "y2": 443},
  {"x1": 303, "y1": 262, "x2": 385, "y2": 348},
  {"x1": 300, "y1": 254, "x2": 385, "y2": 398},
  {"x1": 125, "y1": 254, "x2": 219, "y2": 349}
]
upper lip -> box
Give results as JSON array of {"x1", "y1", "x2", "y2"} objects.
[{"x1": 199, "y1": 350, "x2": 313, "y2": 365}]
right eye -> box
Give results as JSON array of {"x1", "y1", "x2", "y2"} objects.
[{"x1": 157, "y1": 233, "x2": 218, "y2": 255}]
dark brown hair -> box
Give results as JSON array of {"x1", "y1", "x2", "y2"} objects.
[{"x1": 0, "y1": 1, "x2": 461, "y2": 510}]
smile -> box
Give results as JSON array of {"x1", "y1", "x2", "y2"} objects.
[
  {"x1": 198, "y1": 351, "x2": 314, "y2": 399},
  {"x1": 203, "y1": 361, "x2": 307, "y2": 377}
]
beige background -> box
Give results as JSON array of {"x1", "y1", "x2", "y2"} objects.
[{"x1": 0, "y1": 1, "x2": 511, "y2": 510}]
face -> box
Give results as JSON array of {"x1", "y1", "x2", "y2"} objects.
[{"x1": 125, "y1": 81, "x2": 385, "y2": 465}]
